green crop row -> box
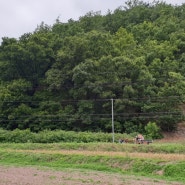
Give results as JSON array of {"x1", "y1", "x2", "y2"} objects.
[{"x1": 0, "y1": 129, "x2": 130, "y2": 143}]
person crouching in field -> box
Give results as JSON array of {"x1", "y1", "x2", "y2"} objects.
[{"x1": 135, "y1": 134, "x2": 144, "y2": 144}]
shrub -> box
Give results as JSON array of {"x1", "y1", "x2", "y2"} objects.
[
  {"x1": 144, "y1": 122, "x2": 162, "y2": 139},
  {"x1": 0, "y1": 129, "x2": 129, "y2": 143}
]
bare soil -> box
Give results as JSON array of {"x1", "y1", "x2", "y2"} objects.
[
  {"x1": 0, "y1": 166, "x2": 183, "y2": 185},
  {"x1": 160, "y1": 122, "x2": 185, "y2": 142}
]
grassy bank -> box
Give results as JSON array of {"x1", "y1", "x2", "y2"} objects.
[
  {"x1": 1, "y1": 142, "x2": 185, "y2": 154},
  {"x1": 0, "y1": 143, "x2": 185, "y2": 184}
]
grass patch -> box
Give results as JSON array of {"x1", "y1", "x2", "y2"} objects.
[
  {"x1": 0, "y1": 144, "x2": 185, "y2": 184},
  {"x1": 1, "y1": 142, "x2": 185, "y2": 154}
]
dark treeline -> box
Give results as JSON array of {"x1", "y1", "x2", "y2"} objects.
[{"x1": 0, "y1": 0, "x2": 185, "y2": 133}]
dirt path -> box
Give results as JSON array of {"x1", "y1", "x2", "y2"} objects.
[{"x1": 0, "y1": 166, "x2": 183, "y2": 185}]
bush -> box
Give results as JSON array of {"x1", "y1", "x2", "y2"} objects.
[
  {"x1": 0, "y1": 129, "x2": 130, "y2": 143},
  {"x1": 124, "y1": 121, "x2": 139, "y2": 134},
  {"x1": 144, "y1": 122, "x2": 162, "y2": 139}
]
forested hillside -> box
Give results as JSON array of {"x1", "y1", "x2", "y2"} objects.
[{"x1": 0, "y1": 0, "x2": 185, "y2": 133}]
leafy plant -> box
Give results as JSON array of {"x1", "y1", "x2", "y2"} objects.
[{"x1": 144, "y1": 122, "x2": 162, "y2": 139}]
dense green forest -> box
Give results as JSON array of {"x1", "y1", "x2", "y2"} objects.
[{"x1": 0, "y1": 0, "x2": 185, "y2": 133}]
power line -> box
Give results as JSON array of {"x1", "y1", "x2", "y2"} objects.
[
  {"x1": 0, "y1": 114, "x2": 182, "y2": 123},
  {"x1": 0, "y1": 111, "x2": 180, "y2": 118},
  {"x1": 0, "y1": 96, "x2": 183, "y2": 103}
]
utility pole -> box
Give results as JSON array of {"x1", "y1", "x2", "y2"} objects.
[{"x1": 111, "y1": 98, "x2": 115, "y2": 143}]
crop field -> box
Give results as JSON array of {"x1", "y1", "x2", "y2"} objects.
[{"x1": 0, "y1": 140, "x2": 185, "y2": 185}]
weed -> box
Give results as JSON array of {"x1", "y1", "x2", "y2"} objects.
[{"x1": 49, "y1": 176, "x2": 56, "y2": 180}]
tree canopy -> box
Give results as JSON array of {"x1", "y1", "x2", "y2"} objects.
[{"x1": 0, "y1": 0, "x2": 185, "y2": 133}]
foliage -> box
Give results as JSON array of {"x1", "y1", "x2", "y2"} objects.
[
  {"x1": 164, "y1": 162, "x2": 185, "y2": 181},
  {"x1": 0, "y1": 0, "x2": 185, "y2": 132},
  {"x1": 0, "y1": 129, "x2": 128, "y2": 143},
  {"x1": 144, "y1": 121, "x2": 162, "y2": 139}
]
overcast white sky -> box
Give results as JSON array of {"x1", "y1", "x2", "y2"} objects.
[{"x1": 0, "y1": 0, "x2": 184, "y2": 41}]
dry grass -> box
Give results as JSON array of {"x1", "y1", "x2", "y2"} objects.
[{"x1": 7, "y1": 149, "x2": 185, "y2": 161}]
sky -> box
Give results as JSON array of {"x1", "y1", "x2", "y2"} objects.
[{"x1": 0, "y1": 0, "x2": 184, "y2": 41}]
